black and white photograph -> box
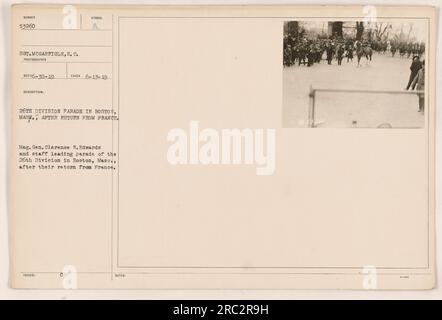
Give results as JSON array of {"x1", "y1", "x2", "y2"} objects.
[{"x1": 282, "y1": 20, "x2": 427, "y2": 128}]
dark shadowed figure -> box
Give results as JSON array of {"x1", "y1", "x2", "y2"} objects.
[
  {"x1": 326, "y1": 45, "x2": 334, "y2": 65},
  {"x1": 336, "y1": 45, "x2": 344, "y2": 65},
  {"x1": 406, "y1": 56, "x2": 422, "y2": 90},
  {"x1": 411, "y1": 60, "x2": 425, "y2": 113}
]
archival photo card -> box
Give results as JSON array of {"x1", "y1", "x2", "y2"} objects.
[{"x1": 9, "y1": 5, "x2": 436, "y2": 290}]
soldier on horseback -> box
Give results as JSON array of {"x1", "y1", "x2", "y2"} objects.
[
  {"x1": 345, "y1": 40, "x2": 354, "y2": 62},
  {"x1": 355, "y1": 40, "x2": 372, "y2": 67}
]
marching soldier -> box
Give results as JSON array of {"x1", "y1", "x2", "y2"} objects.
[
  {"x1": 336, "y1": 44, "x2": 344, "y2": 65},
  {"x1": 326, "y1": 43, "x2": 334, "y2": 65}
]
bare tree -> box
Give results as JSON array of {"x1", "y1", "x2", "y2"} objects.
[
  {"x1": 374, "y1": 22, "x2": 391, "y2": 40},
  {"x1": 356, "y1": 21, "x2": 364, "y2": 40},
  {"x1": 406, "y1": 23, "x2": 413, "y2": 41}
]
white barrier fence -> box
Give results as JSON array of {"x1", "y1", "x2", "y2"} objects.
[{"x1": 308, "y1": 86, "x2": 424, "y2": 128}]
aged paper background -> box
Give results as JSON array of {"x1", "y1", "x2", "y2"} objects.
[{"x1": 1, "y1": 0, "x2": 441, "y2": 297}]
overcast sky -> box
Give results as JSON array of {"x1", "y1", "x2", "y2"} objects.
[{"x1": 297, "y1": 20, "x2": 427, "y2": 42}]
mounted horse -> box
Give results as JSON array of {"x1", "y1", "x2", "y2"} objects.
[{"x1": 355, "y1": 41, "x2": 373, "y2": 67}]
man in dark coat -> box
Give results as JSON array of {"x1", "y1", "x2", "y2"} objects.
[
  {"x1": 411, "y1": 60, "x2": 425, "y2": 112},
  {"x1": 307, "y1": 44, "x2": 315, "y2": 67},
  {"x1": 406, "y1": 56, "x2": 423, "y2": 90},
  {"x1": 326, "y1": 44, "x2": 334, "y2": 65},
  {"x1": 298, "y1": 45, "x2": 306, "y2": 66},
  {"x1": 336, "y1": 45, "x2": 344, "y2": 65},
  {"x1": 283, "y1": 45, "x2": 292, "y2": 67}
]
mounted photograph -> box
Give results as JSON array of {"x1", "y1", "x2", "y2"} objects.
[{"x1": 282, "y1": 20, "x2": 427, "y2": 128}]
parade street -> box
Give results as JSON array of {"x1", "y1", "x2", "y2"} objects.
[{"x1": 282, "y1": 53, "x2": 425, "y2": 128}]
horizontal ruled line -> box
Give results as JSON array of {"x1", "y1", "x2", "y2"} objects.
[
  {"x1": 21, "y1": 78, "x2": 112, "y2": 80},
  {"x1": 21, "y1": 44, "x2": 112, "y2": 48},
  {"x1": 21, "y1": 61, "x2": 112, "y2": 64},
  {"x1": 22, "y1": 28, "x2": 112, "y2": 31}
]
